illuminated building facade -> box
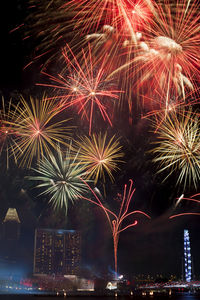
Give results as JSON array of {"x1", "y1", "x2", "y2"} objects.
[
  {"x1": 33, "y1": 228, "x2": 81, "y2": 276},
  {"x1": 2, "y1": 208, "x2": 21, "y2": 240},
  {"x1": 184, "y1": 229, "x2": 192, "y2": 282}
]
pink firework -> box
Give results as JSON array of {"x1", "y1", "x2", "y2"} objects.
[
  {"x1": 80, "y1": 179, "x2": 150, "y2": 277},
  {"x1": 39, "y1": 44, "x2": 120, "y2": 135}
]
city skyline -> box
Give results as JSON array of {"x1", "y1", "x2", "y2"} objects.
[{"x1": 0, "y1": 204, "x2": 199, "y2": 278}]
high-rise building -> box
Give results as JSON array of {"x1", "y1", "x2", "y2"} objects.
[
  {"x1": 33, "y1": 228, "x2": 81, "y2": 276},
  {"x1": 2, "y1": 208, "x2": 21, "y2": 240}
]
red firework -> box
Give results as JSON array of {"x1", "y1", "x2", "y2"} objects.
[
  {"x1": 141, "y1": 90, "x2": 200, "y2": 131},
  {"x1": 170, "y1": 193, "x2": 200, "y2": 219},
  {"x1": 170, "y1": 212, "x2": 200, "y2": 219},
  {"x1": 80, "y1": 179, "x2": 150, "y2": 278},
  {"x1": 133, "y1": 0, "x2": 200, "y2": 97},
  {"x1": 64, "y1": 0, "x2": 153, "y2": 37},
  {"x1": 38, "y1": 44, "x2": 120, "y2": 135}
]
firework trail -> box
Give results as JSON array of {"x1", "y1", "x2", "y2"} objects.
[
  {"x1": 170, "y1": 193, "x2": 200, "y2": 219},
  {"x1": 170, "y1": 212, "x2": 200, "y2": 219},
  {"x1": 80, "y1": 178, "x2": 150, "y2": 277},
  {"x1": 174, "y1": 193, "x2": 184, "y2": 208}
]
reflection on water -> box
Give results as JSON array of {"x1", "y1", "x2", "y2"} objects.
[
  {"x1": 178, "y1": 294, "x2": 200, "y2": 300},
  {"x1": 1, "y1": 294, "x2": 200, "y2": 300}
]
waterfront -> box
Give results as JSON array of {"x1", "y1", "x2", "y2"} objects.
[{"x1": 1, "y1": 294, "x2": 200, "y2": 300}]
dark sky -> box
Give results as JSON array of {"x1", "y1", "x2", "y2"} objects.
[
  {"x1": 0, "y1": 1, "x2": 26, "y2": 91},
  {"x1": 0, "y1": 0, "x2": 200, "y2": 280}
]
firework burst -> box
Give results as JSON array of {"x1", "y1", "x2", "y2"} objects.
[
  {"x1": 24, "y1": 0, "x2": 155, "y2": 71},
  {"x1": 39, "y1": 44, "x2": 120, "y2": 135},
  {"x1": 24, "y1": 0, "x2": 72, "y2": 69},
  {"x1": 151, "y1": 108, "x2": 200, "y2": 189},
  {"x1": 109, "y1": 0, "x2": 200, "y2": 100},
  {"x1": 86, "y1": 27, "x2": 144, "y2": 120},
  {"x1": 74, "y1": 132, "x2": 124, "y2": 184},
  {"x1": 0, "y1": 98, "x2": 19, "y2": 168},
  {"x1": 137, "y1": 0, "x2": 200, "y2": 97},
  {"x1": 141, "y1": 90, "x2": 200, "y2": 131},
  {"x1": 64, "y1": 0, "x2": 153, "y2": 39},
  {"x1": 5, "y1": 95, "x2": 72, "y2": 168},
  {"x1": 29, "y1": 145, "x2": 89, "y2": 214}
]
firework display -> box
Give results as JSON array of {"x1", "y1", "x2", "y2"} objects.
[
  {"x1": 128, "y1": 0, "x2": 200, "y2": 98},
  {"x1": 152, "y1": 109, "x2": 200, "y2": 189},
  {"x1": 39, "y1": 44, "x2": 120, "y2": 135},
  {"x1": 64, "y1": 0, "x2": 153, "y2": 35},
  {"x1": 150, "y1": 0, "x2": 200, "y2": 94},
  {"x1": 74, "y1": 132, "x2": 124, "y2": 184},
  {"x1": 142, "y1": 90, "x2": 200, "y2": 131},
  {"x1": 170, "y1": 193, "x2": 200, "y2": 219},
  {"x1": 29, "y1": 145, "x2": 89, "y2": 214},
  {"x1": 0, "y1": 98, "x2": 19, "y2": 168},
  {"x1": 2, "y1": 0, "x2": 200, "y2": 276},
  {"x1": 3, "y1": 95, "x2": 72, "y2": 168},
  {"x1": 81, "y1": 179, "x2": 150, "y2": 277},
  {"x1": 24, "y1": 0, "x2": 200, "y2": 113}
]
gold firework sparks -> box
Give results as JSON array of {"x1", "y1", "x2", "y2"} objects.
[
  {"x1": 5, "y1": 95, "x2": 72, "y2": 168},
  {"x1": 29, "y1": 145, "x2": 89, "y2": 215},
  {"x1": 74, "y1": 132, "x2": 124, "y2": 184},
  {"x1": 151, "y1": 108, "x2": 200, "y2": 189}
]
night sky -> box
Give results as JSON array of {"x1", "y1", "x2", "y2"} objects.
[{"x1": 0, "y1": 0, "x2": 200, "y2": 280}]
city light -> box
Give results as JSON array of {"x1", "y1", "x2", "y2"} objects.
[{"x1": 184, "y1": 230, "x2": 192, "y2": 282}]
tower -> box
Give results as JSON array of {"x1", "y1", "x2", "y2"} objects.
[
  {"x1": 2, "y1": 208, "x2": 21, "y2": 240},
  {"x1": 184, "y1": 229, "x2": 192, "y2": 282},
  {"x1": 33, "y1": 228, "x2": 81, "y2": 276}
]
